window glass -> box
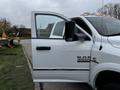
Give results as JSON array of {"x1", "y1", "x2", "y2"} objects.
[
  {"x1": 74, "y1": 27, "x2": 90, "y2": 41},
  {"x1": 36, "y1": 15, "x2": 65, "y2": 38},
  {"x1": 72, "y1": 18, "x2": 92, "y2": 36},
  {"x1": 86, "y1": 17, "x2": 120, "y2": 36},
  {"x1": 53, "y1": 21, "x2": 65, "y2": 36}
]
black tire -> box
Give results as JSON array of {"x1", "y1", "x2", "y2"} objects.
[{"x1": 98, "y1": 83, "x2": 120, "y2": 90}]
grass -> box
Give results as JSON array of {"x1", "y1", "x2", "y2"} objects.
[{"x1": 0, "y1": 46, "x2": 34, "y2": 90}]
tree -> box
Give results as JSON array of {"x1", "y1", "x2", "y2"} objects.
[
  {"x1": 0, "y1": 18, "x2": 11, "y2": 35},
  {"x1": 8, "y1": 25, "x2": 18, "y2": 36},
  {"x1": 114, "y1": 4, "x2": 120, "y2": 19},
  {"x1": 97, "y1": 3, "x2": 120, "y2": 19}
]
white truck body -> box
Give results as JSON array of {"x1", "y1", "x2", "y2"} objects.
[{"x1": 31, "y1": 11, "x2": 120, "y2": 89}]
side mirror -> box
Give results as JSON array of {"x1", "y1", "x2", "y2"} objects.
[{"x1": 64, "y1": 21, "x2": 76, "y2": 41}]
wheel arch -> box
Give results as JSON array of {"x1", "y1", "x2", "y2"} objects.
[
  {"x1": 90, "y1": 63, "x2": 120, "y2": 88},
  {"x1": 95, "y1": 70, "x2": 120, "y2": 88}
]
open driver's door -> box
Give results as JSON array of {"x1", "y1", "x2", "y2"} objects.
[{"x1": 31, "y1": 11, "x2": 92, "y2": 83}]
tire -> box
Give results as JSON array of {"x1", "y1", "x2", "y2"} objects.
[{"x1": 98, "y1": 83, "x2": 120, "y2": 90}]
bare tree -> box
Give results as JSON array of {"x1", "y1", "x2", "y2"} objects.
[
  {"x1": 97, "y1": 3, "x2": 120, "y2": 19},
  {"x1": 0, "y1": 18, "x2": 11, "y2": 35},
  {"x1": 114, "y1": 4, "x2": 120, "y2": 19}
]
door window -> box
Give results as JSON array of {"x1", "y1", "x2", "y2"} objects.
[
  {"x1": 72, "y1": 18, "x2": 92, "y2": 36},
  {"x1": 35, "y1": 15, "x2": 65, "y2": 39},
  {"x1": 52, "y1": 21, "x2": 65, "y2": 36}
]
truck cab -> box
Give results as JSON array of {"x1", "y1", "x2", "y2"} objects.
[{"x1": 31, "y1": 11, "x2": 120, "y2": 90}]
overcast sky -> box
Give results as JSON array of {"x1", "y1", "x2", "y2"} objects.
[{"x1": 0, "y1": 0, "x2": 120, "y2": 27}]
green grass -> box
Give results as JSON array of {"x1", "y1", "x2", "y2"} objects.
[{"x1": 0, "y1": 46, "x2": 34, "y2": 90}]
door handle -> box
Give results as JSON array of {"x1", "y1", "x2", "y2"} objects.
[{"x1": 36, "y1": 46, "x2": 51, "y2": 51}]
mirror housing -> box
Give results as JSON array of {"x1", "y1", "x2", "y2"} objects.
[{"x1": 64, "y1": 21, "x2": 76, "y2": 41}]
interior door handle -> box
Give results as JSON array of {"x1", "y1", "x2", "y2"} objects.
[{"x1": 36, "y1": 46, "x2": 51, "y2": 51}]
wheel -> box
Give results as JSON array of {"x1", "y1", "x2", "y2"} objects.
[{"x1": 98, "y1": 83, "x2": 120, "y2": 90}]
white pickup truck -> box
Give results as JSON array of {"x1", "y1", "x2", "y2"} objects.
[{"x1": 31, "y1": 11, "x2": 120, "y2": 90}]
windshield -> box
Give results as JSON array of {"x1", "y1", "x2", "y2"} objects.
[{"x1": 86, "y1": 17, "x2": 120, "y2": 36}]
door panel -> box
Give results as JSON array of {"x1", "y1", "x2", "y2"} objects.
[
  {"x1": 32, "y1": 12, "x2": 92, "y2": 82},
  {"x1": 32, "y1": 39, "x2": 91, "y2": 69}
]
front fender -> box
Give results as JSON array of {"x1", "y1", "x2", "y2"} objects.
[{"x1": 90, "y1": 63, "x2": 120, "y2": 87}]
